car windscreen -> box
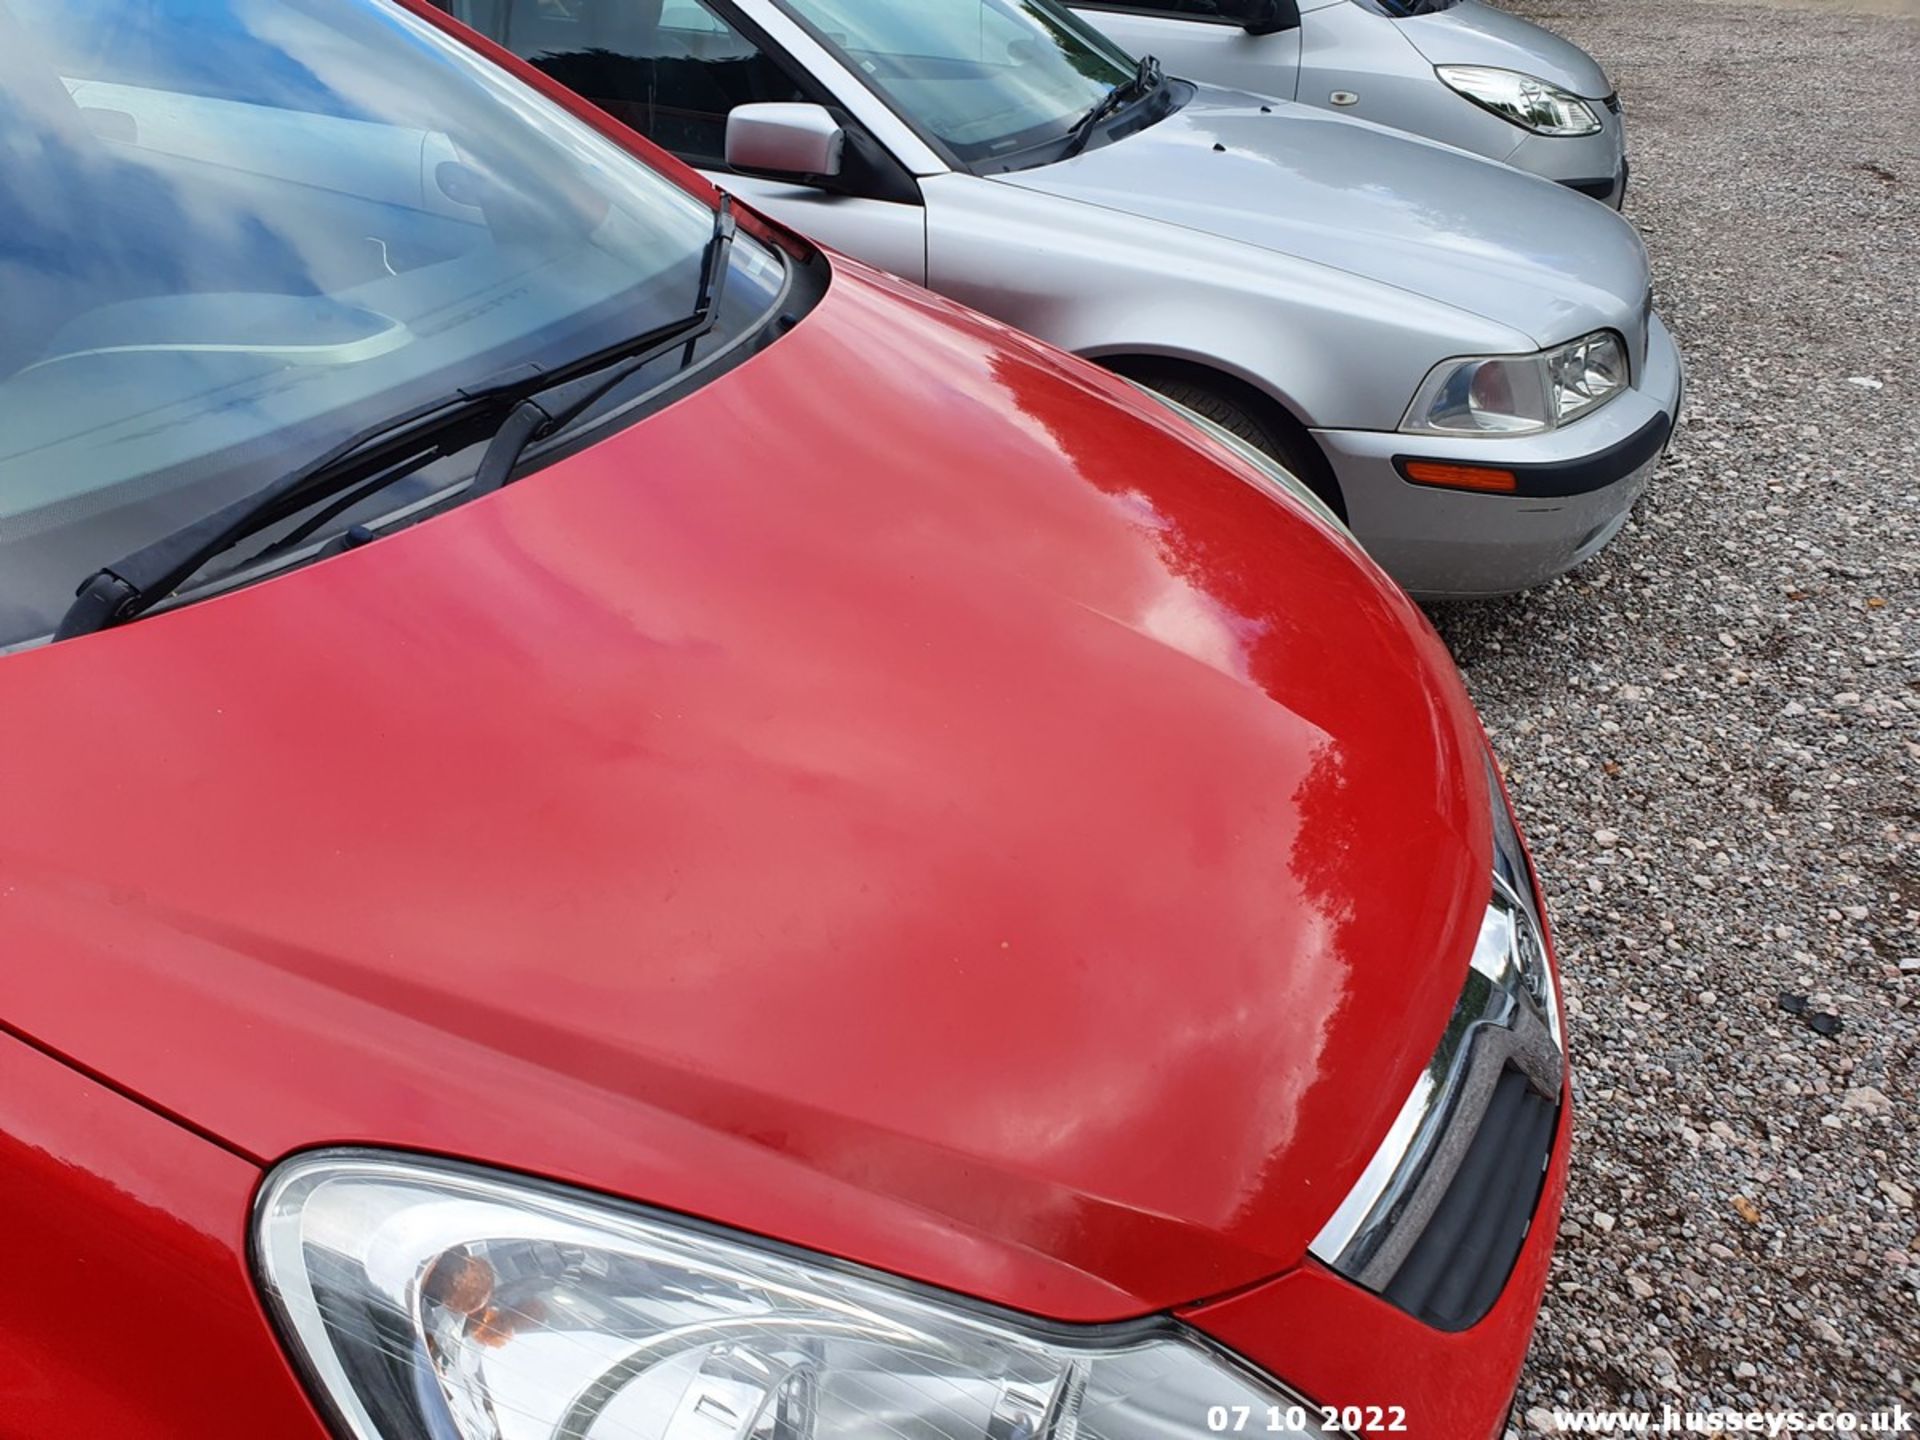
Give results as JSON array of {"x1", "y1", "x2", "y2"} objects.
[
  {"x1": 1352, "y1": 0, "x2": 1464, "y2": 16},
  {"x1": 0, "y1": 0, "x2": 785, "y2": 649},
  {"x1": 780, "y1": 0, "x2": 1135, "y2": 165}
]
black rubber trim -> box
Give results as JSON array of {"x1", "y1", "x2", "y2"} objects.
[
  {"x1": 1565, "y1": 175, "x2": 1619, "y2": 202},
  {"x1": 1394, "y1": 408, "x2": 1672, "y2": 499},
  {"x1": 1382, "y1": 1068, "x2": 1558, "y2": 1332}
]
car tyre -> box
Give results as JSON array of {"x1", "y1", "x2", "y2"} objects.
[{"x1": 1125, "y1": 364, "x2": 1347, "y2": 522}]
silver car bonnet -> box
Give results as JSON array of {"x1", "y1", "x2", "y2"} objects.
[
  {"x1": 1392, "y1": 0, "x2": 1613, "y2": 99},
  {"x1": 993, "y1": 86, "x2": 1650, "y2": 354}
]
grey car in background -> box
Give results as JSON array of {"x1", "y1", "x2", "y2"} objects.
[
  {"x1": 440, "y1": 0, "x2": 1680, "y2": 597},
  {"x1": 1071, "y1": 0, "x2": 1630, "y2": 207}
]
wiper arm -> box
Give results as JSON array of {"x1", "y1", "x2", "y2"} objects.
[
  {"x1": 461, "y1": 196, "x2": 736, "y2": 503},
  {"x1": 55, "y1": 199, "x2": 738, "y2": 644},
  {"x1": 1062, "y1": 53, "x2": 1161, "y2": 159}
]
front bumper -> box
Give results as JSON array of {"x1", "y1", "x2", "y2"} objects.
[
  {"x1": 1566, "y1": 156, "x2": 1628, "y2": 210},
  {"x1": 1315, "y1": 309, "x2": 1684, "y2": 599},
  {"x1": 1505, "y1": 97, "x2": 1629, "y2": 211}
]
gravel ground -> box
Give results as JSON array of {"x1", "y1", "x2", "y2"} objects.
[{"x1": 1432, "y1": 0, "x2": 1920, "y2": 1423}]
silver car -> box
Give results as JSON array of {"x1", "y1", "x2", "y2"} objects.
[
  {"x1": 441, "y1": 0, "x2": 1681, "y2": 598},
  {"x1": 1071, "y1": 0, "x2": 1630, "y2": 207}
]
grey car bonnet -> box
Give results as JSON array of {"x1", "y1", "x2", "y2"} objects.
[
  {"x1": 1392, "y1": 0, "x2": 1613, "y2": 98},
  {"x1": 992, "y1": 86, "x2": 1649, "y2": 352}
]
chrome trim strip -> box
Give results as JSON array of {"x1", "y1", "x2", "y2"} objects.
[{"x1": 1308, "y1": 882, "x2": 1562, "y2": 1287}]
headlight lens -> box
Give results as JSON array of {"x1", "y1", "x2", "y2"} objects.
[
  {"x1": 1402, "y1": 330, "x2": 1627, "y2": 436},
  {"x1": 1435, "y1": 65, "x2": 1602, "y2": 137},
  {"x1": 258, "y1": 1154, "x2": 1333, "y2": 1440}
]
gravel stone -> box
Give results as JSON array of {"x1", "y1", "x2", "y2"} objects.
[
  {"x1": 1841, "y1": 1085, "x2": 1892, "y2": 1114},
  {"x1": 1432, "y1": 0, "x2": 1919, "y2": 1411}
]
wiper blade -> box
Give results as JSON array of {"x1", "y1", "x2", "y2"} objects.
[
  {"x1": 1063, "y1": 53, "x2": 1161, "y2": 159},
  {"x1": 462, "y1": 196, "x2": 735, "y2": 503},
  {"x1": 55, "y1": 199, "x2": 738, "y2": 644}
]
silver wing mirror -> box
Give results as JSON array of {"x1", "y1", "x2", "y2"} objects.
[{"x1": 725, "y1": 103, "x2": 846, "y2": 181}]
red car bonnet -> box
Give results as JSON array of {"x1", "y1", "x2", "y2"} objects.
[{"x1": 0, "y1": 260, "x2": 1490, "y2": 1323}]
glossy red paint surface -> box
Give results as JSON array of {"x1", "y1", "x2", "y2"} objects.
[
  {"x1": 0, "y1": 1032, "x2": 329, "y2": 1438},
  {"x1": 0, "y1": 256, "x2": 1492, "y2": 1325}
]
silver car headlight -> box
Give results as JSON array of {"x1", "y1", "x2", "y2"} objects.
[
  {"x1": 258, "y1": 1154, "x2": 1335, "y2": 1440},
  {"x1": 1401, "y1": 330, "x2": 1627, "y2": 437},
  {"x1": 1435, "y1": 65, "x2": 1602, "y2": 137}
]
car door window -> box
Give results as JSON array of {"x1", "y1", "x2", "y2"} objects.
[{"x1": 438, "y1": 0, "x2": 806, "y2": 169}]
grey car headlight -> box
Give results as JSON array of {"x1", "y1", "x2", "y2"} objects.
[
  {"x1": 1435, "y1": 65, "x2": 1602, "y2": 137},
  {"x1": 257, "y1": 1153, "x2": 1335, "y2": 1440},
  {"x1": 1402, "y1": 331, "x2": 1627, "y2": 437}
]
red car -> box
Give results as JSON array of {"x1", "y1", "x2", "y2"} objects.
[{"x1": 0, "y1": 2, "x2": 1567, "y2": 1438}]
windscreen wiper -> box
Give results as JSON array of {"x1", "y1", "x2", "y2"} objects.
[
  {"x1": 1063, "y1": 53, "x2": 1161, "y2": 159},
  {"x1": 55, "y1": 199, "x2": 738, "y2": 643}
]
